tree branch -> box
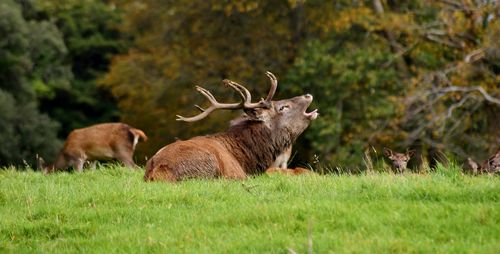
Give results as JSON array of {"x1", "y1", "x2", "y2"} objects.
[
  {"x1": 464, "y1": 48, "x2": 485, "y2": 63},
  {"x1": 425, "y1": 34, "x2": 464, "y2": 49},
  {"x1": 438, "y1": 86, "x2": 500, "y2": 105}
]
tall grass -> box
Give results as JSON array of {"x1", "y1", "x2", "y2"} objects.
[{"x1": 0, "y1": 165, "x2": 498, "y2": 253}]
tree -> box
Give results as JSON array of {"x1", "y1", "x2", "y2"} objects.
[
  {"x1": 0, "y1": 91, "x2": 61, "y2": 166},
  {"x1": 285, "y1": 38, "x2": 401, "y2": 167},
  {"x1": 286, "y1": 0, "x2": 499, "y2": 167},
  {"x1": 401, "y1": 0, "x2": 499, "y2": 162},
  {"x1": 0, "y1": 0, "x2": 65, "y2": 166},
  {"x1": 33, "y1": 0, "x2": 129, "y2": 136}
]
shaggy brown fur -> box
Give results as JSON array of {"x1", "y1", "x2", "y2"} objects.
[
  {"x1": 145, "y1": 94, "x2": 318, "y2": 182},
  {"x1": 44, "y1": 123, "x2": 147, "y2": 173}
]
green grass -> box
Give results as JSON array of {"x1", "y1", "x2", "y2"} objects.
[{"x1": 0, "y1": 166, "x2": 499, "y2": 253}]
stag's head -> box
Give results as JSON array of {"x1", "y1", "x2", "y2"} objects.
[
  {"x1": 383, "y1": 148, "x2": 415, "y2": 173},
  {"x1": 177, "y1": 71, "x2": 318, "y2": 137},
  {"x1": 240, "y1": 93, "x2": 318, "y2": 137}
]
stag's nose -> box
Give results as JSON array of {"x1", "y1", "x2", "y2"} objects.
[{"x1": 304, "y1": 94, "x2": 313, "y2": 100}]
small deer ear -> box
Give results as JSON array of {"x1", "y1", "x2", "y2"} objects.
[
  {"x1": 407, "y1": 150, "x2": 416, "y2": 158},
  {"x1": 383, "y1": 148, "x2": 393, "y2": 157},
  {"x1": 244, "y1": 108, "x2": 269, "y2": 122}
]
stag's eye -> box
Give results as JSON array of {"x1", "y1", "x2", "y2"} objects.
[{"x1": 279, "y1": 105, "x2": 290, "y2": 112}]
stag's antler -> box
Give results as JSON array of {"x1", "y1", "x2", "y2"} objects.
[
  {"x1": 176, "y1": 71, "x2": 279, "y2": 122},
  {"x1": 221, "y1": 71, "x2": 278, "y2": 109},
  {"x1": 264, "y1": 71, "x2": 277, "y2": 101}
]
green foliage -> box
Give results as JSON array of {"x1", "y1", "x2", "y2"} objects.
[
  {"x1": 0, "y1": 0, "x2": 30, "y2": 97},
  {"x1": 0, "y1": 0, "x2": 65, "y2": 166},
  {"x1": 0, "y1": 167, "x2": 498, "y2": 252},
  {"x1": 0, "y1": 0, "x2": 71, "y2": 100},
  {"x1": 284, "y1": 0, "x2": 499, "y2": 166},
  {"x1": 0, "y1": 91, "x2": 61, "y2": 166},
  {"x1": 285, "y1": 35, "x2": 400, "y2": 166},
  {"x1": 27, "y1": 20, "x2": 71, "y2": 98},
  {"x1": 34, "y1": 0, "x2": 128, "y2": 136},
  {"x1": 39, "y1": 0, "x2": 127, "y2": 80}
]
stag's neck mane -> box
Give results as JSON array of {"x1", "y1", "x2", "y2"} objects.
[{"x1": 214, "y1": 119, "x2": 293, "y2": 174}]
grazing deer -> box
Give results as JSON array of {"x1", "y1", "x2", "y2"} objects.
[
  {"x1": 466, "y1": 151, "x2": 500, "y2": 174},
  {"x1": 145, "y1": 71, "x2": 318, "y2": 182},
  {"x1": 43, "y1": 123, "x2": 147, "y2": 173},
  {"x1": 383, "y1": 148, "x2": 415, "y2": 173}
]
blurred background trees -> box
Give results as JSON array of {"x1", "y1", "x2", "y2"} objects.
[
  {"x1": 0, "y1": 0, "x2": 66, "y2": 165},
  {"x1": 1, "y1": 0, "x2": 498, "y2": 168}
]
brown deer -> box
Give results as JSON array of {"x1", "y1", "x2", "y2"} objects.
[
  {"x1": 43, "y1": 123, "x2": 147, "y2": 173},
  {"x1": 466, "y1": 151, "x2": 500, "y2": 174},
  {"x1": 383, "y1": 148, "x2": 415, "y2": 173},
  {"x1": 144, "y1": 71, "x2": 318, "y2": 182}
]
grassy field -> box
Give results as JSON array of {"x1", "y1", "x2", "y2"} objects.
[{"x1": 0, "y1": 165, "x2": 499, "y2": 253}]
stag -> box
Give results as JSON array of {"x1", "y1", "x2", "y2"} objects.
[{"x1": 145, "y1": 72, "x2": 318, "y2": 181}]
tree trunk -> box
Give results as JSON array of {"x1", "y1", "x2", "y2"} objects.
[{"x1": 372, "y1": 0, "x2": 408, "y2": 75}]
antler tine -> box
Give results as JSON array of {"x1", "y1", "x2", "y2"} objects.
[
  {"x1": 176, "y1": 85, "x2": 244, "y2": 122},
  {"x1": 223, "y1": 79, "x2": 248, "y2": 102},
  {"x1": 194, "y1": 105, "x2": 205, "y2": 112},
  {"x1": 195, "y1": 86, "x2": 218, "y2": 104},
  {"x1": 224, "y1": 79, "x2": 272, "y2": 109},
  {"x1": 222, "y1": 71, "x2": 279, "y2": 109},
  {"x1": 176, "y1": 107, "x2": 217, "y2": 122},
  {"x1": 264, "y1": 71, "x2": 278, "y2": 102},
  {"x1": 177, "y1": 72, "x2": 279, "y2": 122}
]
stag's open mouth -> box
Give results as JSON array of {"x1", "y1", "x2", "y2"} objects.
[
  {"x1": 304, "y1": 109, "x2": 318, "y2": 120},
  {"x1": 303, "y1": 94, "x2": 318, "y2": 120}
]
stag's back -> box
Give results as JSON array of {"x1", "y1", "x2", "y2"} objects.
[{"x1": 144, "y1": 136, "x2": 246, "y2": 181}]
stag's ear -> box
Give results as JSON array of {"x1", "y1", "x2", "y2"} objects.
[
  {"x1": 383, "y1": 147, "x2": 393, "y2": 157},
  {"x1": 407, "y1": 150, "x2": 416, "y2": 158},
  {"x1": 244, "y1": 108, "x2": 270, "y2": 122}
]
